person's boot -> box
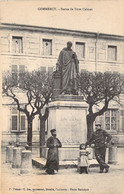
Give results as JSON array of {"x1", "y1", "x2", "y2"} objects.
[
  {"x1": 99, "y1": 170, "x2": 103, "y2": 173},
  {"x1": 105, "y1": 167, "x2": 109, "y2": 173}
]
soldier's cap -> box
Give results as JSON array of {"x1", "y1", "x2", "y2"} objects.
[
  {"x1": 95, "y1": 121, "x2": 101, "y2": 126},
  {"x1": 67, "y1": 41, "x2": 72, "y2": 45},
  {"x1": 50, "y1": 129, "x2": 56, "y2": 133}
]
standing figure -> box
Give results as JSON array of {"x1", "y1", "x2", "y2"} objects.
[
  {"x1": 86, "y1": 122, "x2": 112, "y2": 173},
  {"x1": 78, "y1": 143, "x2": 90, "y2": 174},
  {"x1": 56, "y1": 41, "x2": 79, "y2": 95},
  {"x1": 44, "y1": 129, "x2": 62, "y2": 174}
]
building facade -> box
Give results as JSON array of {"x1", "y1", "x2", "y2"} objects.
[{"x1": 1, "y1": 23, "x2": 124, "y2": 151}]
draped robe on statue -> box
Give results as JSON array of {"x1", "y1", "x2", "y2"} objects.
[
  {"x1": 56, "y1": 48, "x2": 79, "y2": 94},
  {"x1": 44, "y1": 136, "x2": 62, "y2": 174}
]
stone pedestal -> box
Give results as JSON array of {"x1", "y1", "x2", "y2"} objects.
[
  {"x1": 6, "y1": 145, "x2": 14, "y2": 163},
  {"x1": 20, "y1": 150, "x2": 32, "y2": 174},
  {"x1": 108, "y1": 146, "x2": 118, "y2": 164},
  {"x1": 42, "y1": 95, "x2": 88, "y2": 161},
  {"x1": 12, "y1": 147, "x2": 24, "y2": 168}
]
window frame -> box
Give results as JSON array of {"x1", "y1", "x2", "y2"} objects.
[
  {"x1": 11, "y1": 107, "x2": 26, "y2": 133},
  {"x1": 48, "y1": 66, "x2": 54, "y2": 75},
  {"x1": 12, "y1": 36, "x2": 23, "y2": 54},
  {"x1": 40, "y1": 66, "x2": 46, "y2": 73},
  {"x1": 40, "y1": 36, "x2": 56, "y2": 57},
  {"x1": 73, "y1": 39, "x2": 87, "y2": 61},
  {"x1": 42, "y1": 38, "x2": 52, "y2": 56},
  {"x1": 107, "y1": 44, "x2": 118, "y2": 62},
  {"x1": 75, "y1": 41, "x2": 85, "y2": 59},
  {"x1": 100, "y1": 109, "x2": 119, "y2": 132},
  {"x1": 10, "y1": 34, "x2": 25, "y2": 55},
  {"x1": 11, "y1": 65, "x2": 25, "y2": 84},
  {"x1": 120, "y1": 109, "x2": 124, "y2": 133}
]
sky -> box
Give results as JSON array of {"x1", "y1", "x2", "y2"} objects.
[{"x1": 0, "y1": 0, "x2": 124, "y2": 36}]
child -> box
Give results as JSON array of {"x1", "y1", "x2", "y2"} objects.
[{"x1": 78, "y1": 143, "x2": 90, "y2": 174}]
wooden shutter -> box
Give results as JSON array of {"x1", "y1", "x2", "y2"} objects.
[
  {"x1": 41, "y1": 66, "x2": 46, "y2": 73},
  {"x1": 120, "y1": 110, "x2": 124, "y2": 132},
  {"x1": 12, "y1": 65, "x2": 18, "y2": 83},
  {"x1": 12, "y1": 116, "x2": 18, "y2": 131},
  {"x1": 48, "y1": 66, "x2": 53, "y2": 75},
  {"x1": 20, "y1": 115, "x2": 25, "y2": 131},
  {"x1": 19, "y1": 65, "x2": 25, "y2": 73}
]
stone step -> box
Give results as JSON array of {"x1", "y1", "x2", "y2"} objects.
[{"x1": 32, "y1": 157, "x2": 99, "y2": 169}]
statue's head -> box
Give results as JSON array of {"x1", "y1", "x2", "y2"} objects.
[{"x1": 67, "y1": 41, "x2": 72, "y2": 49}]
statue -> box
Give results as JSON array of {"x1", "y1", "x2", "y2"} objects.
[{"x1": 56, "y1": 41, "x2": 79, "y2": 95}]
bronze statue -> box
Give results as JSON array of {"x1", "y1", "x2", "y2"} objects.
[{"x1": 56, "y1": 41, "x2": 79, "y2": 95}]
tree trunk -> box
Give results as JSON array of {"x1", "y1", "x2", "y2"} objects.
[
  {"x1": 40, "y1": 119, "x2": 45, "y2": 146},
  {"x1": 86, "y1": 100, "x2": 109, "y2": 140},
  {"x1": 39, "y1": 119, "x2": 45, "y2": 157},
  {"x1": 87, "y1": 114, "x2": 96, "y2": 140},
  {"x1": 27, "y1": 118, "x2": 33, "y2": 146}
]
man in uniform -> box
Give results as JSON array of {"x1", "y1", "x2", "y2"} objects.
[
  {"x1": 86, "y1": 121, "x2": 112, "y2": 173},
  {"x1": 44, "y1": 129, "x2": 62, "y2": 174}
]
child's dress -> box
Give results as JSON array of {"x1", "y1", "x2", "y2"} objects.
[{"x1": 79, "y1": 149, "x2": 90, "y2": 167}]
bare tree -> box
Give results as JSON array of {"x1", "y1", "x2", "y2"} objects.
[
  {"x1": 2, "y1": 70, "x2": 52, "y2": 146},
  {"x1": 79, "y1": 71, "x2": 124, "y2": 139}
]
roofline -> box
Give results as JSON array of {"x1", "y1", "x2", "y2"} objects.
[{"x1": 0, "y1": 22, "x2": 124, "y2": 40}]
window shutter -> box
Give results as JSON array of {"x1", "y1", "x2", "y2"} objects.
[
  {"x1": 12, "y1": 65, "x2": 18, "y2": 72},
  {"x1": 111, "y1": 110, "x2": 118, "y2": 130},
  {"x1": 19, "y1": 65, "x2": 25, "y2": 87},
  {"x1": 105, "y1": 110, "x2": 110, "y2": 130},
  {"x1": 120, "y1": 110, "x2": 124, "y2": 132},
  {"x1": 12, "y1": 116, "x2": 18, "y2": 131},
  {"x1": 12, "y1": 65, "x2": 18, "y2": 83},
  {"x1": 41, "y1": 66, "x2": 46, "y2": 73},
  {"x1": 20, "y1": 115, "x2": 25, "y2": 130},
  {"x1": 48, "y1": 66, "x2": 53, "y2": 75},
  {"x1": 19, "y1": 65, "x2": 25, "y2": 73}
]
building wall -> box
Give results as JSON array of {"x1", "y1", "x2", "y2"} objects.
[
  {"x1": 1, "y1": 24, "x2": 124, "y2": 149},
  {"x1": 0, "y1": 25, "x2": 124, "y2": 73}
]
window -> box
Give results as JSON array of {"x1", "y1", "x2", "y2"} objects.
[
  {"x1": 48, "y1": 66, "x2": 53, "y2": 75},
  {"x1": 75, "y1": 42, "x2": 85, "y2": 59},
  {"x1": 42, "y1": 39, "x2": 52, "y2": 55},
  {"x1": 100, "y1": 109, "x2": 118, "y2": 131},
  {"x1": 12, "y1": 65, "x2": 18, "y2": 83},
  {"x1": 81, "y1": 69, "x2": 87, "y2": 73},
  {"x1": 11, "y1": 65, "x2": 25, "y2": 83},
  {"x1": 11, "y1": 107, "x2": 26, "y2": 132},
  {"x1": 40, "y1": 66, "x2": 46, "y2": 73},
  {"x1": 120, "y1": 110, "x2": 124, "y2": 132},
  {"x1": 108, "y1": 45, "x2": 117, "y2": 61},
  {"x1": 12, "y1": 36, "x2": 23, "y2": 53}
]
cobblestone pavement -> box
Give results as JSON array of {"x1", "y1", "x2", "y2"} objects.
[{"x1": 1, "y1": 157, "x2": 124, "y2": 194}]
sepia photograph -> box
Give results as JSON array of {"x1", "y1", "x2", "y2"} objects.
[{"x1": 0, "y1": 1, "x2": 124, "y2": 194}]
